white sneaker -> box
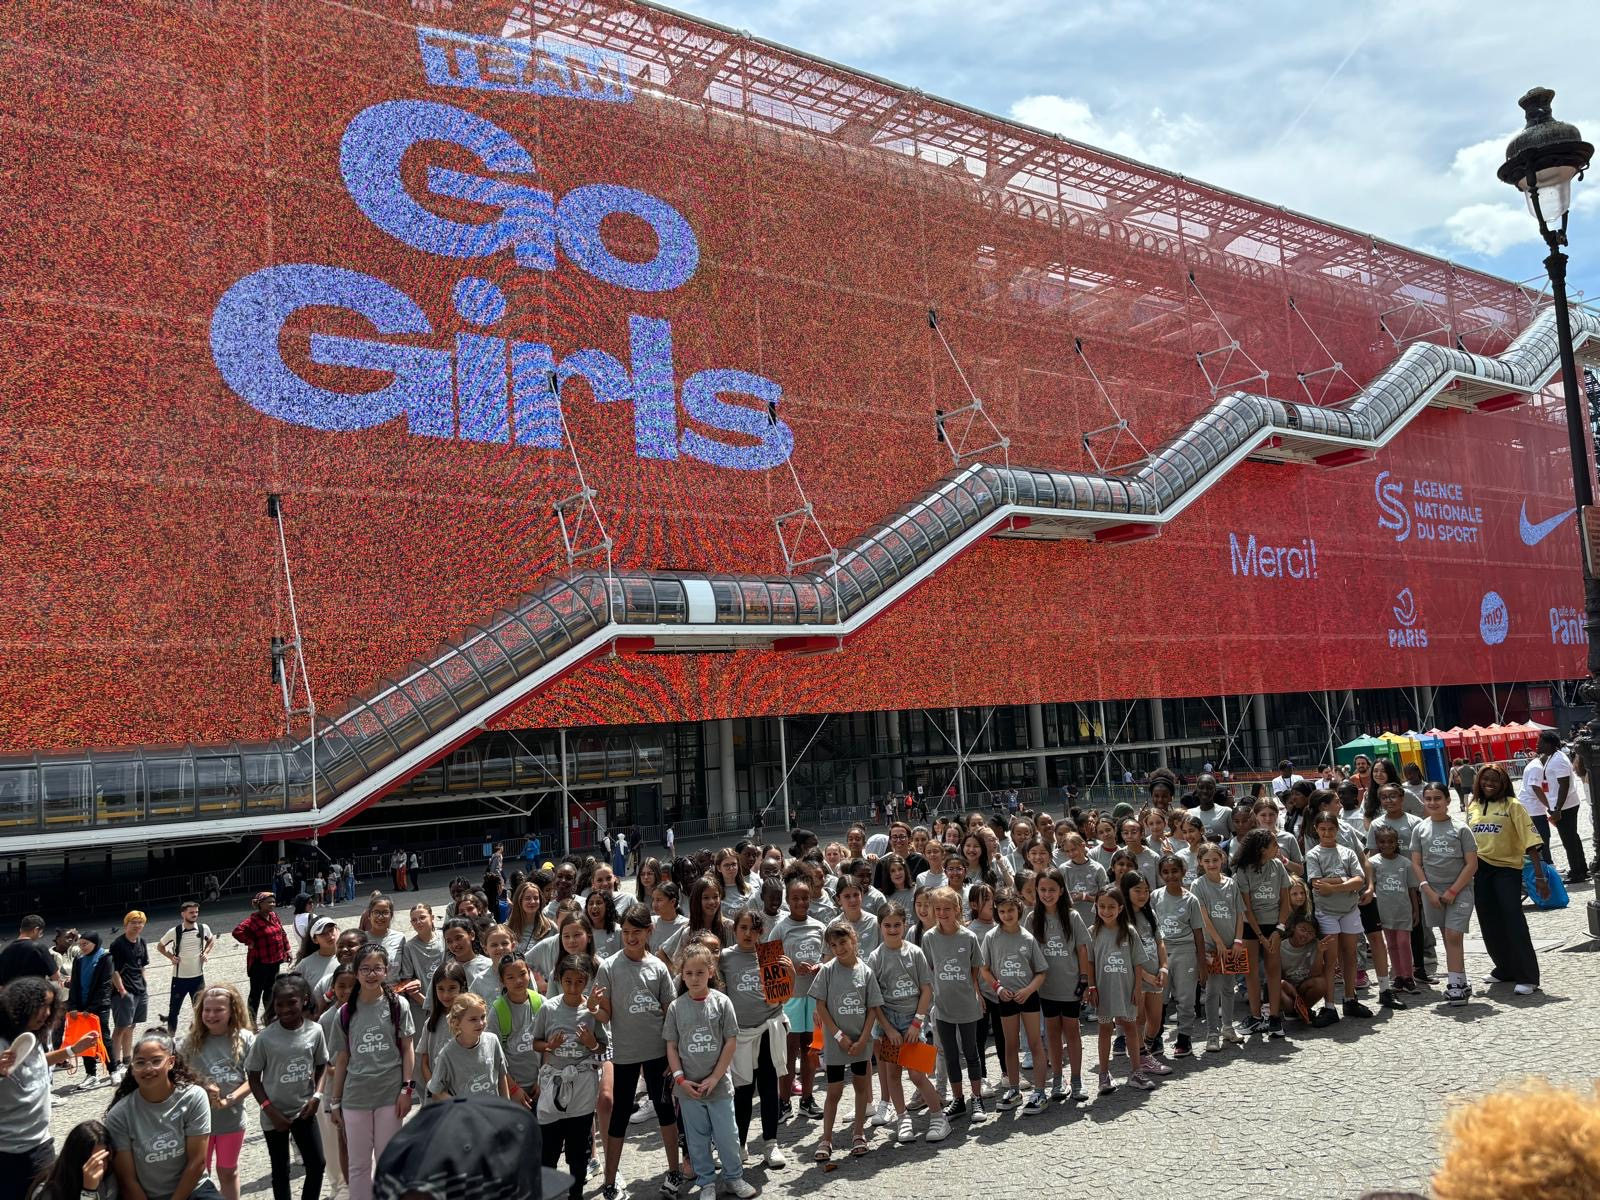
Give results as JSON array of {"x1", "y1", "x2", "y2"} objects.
[
  {"x1": 870, "y1": 1100, "x2": 894, "y2": 1127},
  {"x1": 722, "y1": 1178, "x2": 758, "y2": 1199},
  {"x1": 629, "y1": 1103, "x2": 654, "y2": 1125},
  {"x1": 923, "y1": 1115, "x2": 951, "y2": 1143},
  {"x1": 1221, "y1": 1025, "x2": 1244, "y2": 1045},
  {"x1": 1513, "y1": 983, "x2": 1539, "y2": 996},
  {"x1": 896, "y1": 1114, "x2": 915, "y2": 1144},
  {"x1": 761, "y1": 1140, "x2": 786, "y2": 1169},
  {"x1": 1205, "y1": 1035, "x2": 1222, "y2": 1053}
]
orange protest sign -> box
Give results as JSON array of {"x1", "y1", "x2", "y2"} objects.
[
  {"x1": 1208, "y1": 946, "x2": 1250, "y2": 975},
  {"x1": 63, "y1": 1012, "x2": 107, "y2": 1063},
  {"x1": 756, "y1": 941, "x2": 795, "y2": 1003}
]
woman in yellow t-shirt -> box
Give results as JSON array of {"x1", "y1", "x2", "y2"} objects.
[{"x1": 1464, "y1": 764, "x2": 1549, "y2": 995}]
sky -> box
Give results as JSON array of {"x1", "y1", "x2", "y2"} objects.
[{"x1": 672, "y1": 0, "x2": 1600, "y2": 299}]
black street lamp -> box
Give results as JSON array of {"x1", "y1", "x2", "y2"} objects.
[{"x1": 1498, "y1": 87, "x2": 1600, "y2": 849}]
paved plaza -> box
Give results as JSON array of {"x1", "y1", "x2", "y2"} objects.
[{"x1": 40, "y1": 824, "x2": 1600, "y2": 1200}]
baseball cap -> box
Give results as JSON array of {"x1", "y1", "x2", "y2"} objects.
[
  {"x1": 309, "y1": 916, "x2": 337, "y2": 936},
  {"x1": 375, "y1": 1096, "x2": 570, "y2": 1200}
]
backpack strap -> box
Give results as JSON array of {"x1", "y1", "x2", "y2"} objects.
[{"x1": 492, "y1": 996, "x2": 513, "y2": 1040}]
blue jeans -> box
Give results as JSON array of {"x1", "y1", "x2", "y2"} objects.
[{"x1": 678, "y1": 1093, "x2": 743, "y2": 1188}]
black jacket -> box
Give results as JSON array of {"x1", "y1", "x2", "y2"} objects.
[{"x1": 69, "y1": 950, "x2": 115, "y2": 1011}]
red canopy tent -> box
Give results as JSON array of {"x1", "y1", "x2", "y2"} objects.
[
  {"x1": 1501, "y1": 722, "x2": 1541, "y2": 755},
  {"x1": 1427, "y1": 727, "x2": 1467, "y2": 758}
]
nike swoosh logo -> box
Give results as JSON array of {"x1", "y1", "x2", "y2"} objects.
[{"x1": 1520, "y1": 502, "x2": 1578, "y2": 546}]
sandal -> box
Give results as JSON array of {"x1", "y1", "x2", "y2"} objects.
[
  {"x1": 814, "y1": 1139, "x2": 832, "y2": 1162},
  {"x1": 851, "y1": 1134, "x2": 869, "y2": 1157}
]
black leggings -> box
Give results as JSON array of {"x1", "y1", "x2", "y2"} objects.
[
  {"x1": 980, "y1": 999, "x2": 1005, "y2": 1070},
  {"x1": 734, "y1": 1036, "x2": 779, "y2": 1144},
  {"x1": 936, "y1": 1017, "x2": 984, "y2": 1086},
  {"x1": 542, "y1": 1114, "x2": 591, "y2": 1200},
  {"x1": 247, "y1": 961, "x2": 284, "y2": 1021},
  {"x1": 607, "y1": 1057, "x2": 675, "y2": 1138},
  {"x1": 264, "y1": 1116, "x2": 324, "y2": 1200}
]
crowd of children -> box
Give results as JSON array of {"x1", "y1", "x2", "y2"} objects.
[{"x1": 3, "y1": 762, "x2": 1536, "y2": 1200}]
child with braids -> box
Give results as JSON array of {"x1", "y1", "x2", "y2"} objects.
[{"x1": 243, "y1": 975, "x2": 326, "y2": 1200}]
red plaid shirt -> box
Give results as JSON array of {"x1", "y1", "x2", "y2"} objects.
[{"x1": 231, "y1": 911, "x2": 290, "y2": 969}]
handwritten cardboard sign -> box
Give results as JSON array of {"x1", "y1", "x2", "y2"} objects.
[
  {"x1": 757, "y1": 940, "x2": 795, "y2": 1003},
  {"x1": 1208, "y1": 946, "x2": 1250, "y2": 975}
]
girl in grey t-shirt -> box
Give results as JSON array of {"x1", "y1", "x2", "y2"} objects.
[
  {"x1": 1086, "y1": 888, "x2": 1157, "y2": 1095},
  {"x1": 811, "y1": 923, "x2": 883, "y2": 1161},
  {"x1": 183, "y1": 985, "x2": 254, "y2": 1198},
  {"x1": 328, "y1": 946, "x2": 415, "y2": 1200},
  {"x1": 105, "y1": 1030, "x2": 213, "y2": 1200}
]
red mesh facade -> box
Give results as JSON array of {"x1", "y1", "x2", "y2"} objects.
[{"x1": 0, "y1": 0, "x2": 1584, "y2": 752}]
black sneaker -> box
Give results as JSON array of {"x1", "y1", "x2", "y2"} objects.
[
  {"x1": 1172, "y1": 1034, "x2": 1192, "y2": 1058},
  {"x1": 942, "y1": 1098, "x2": 968, "y2": 1120},
  {"x1": 1343, "y1": 999, "x2": 1374, "y2": 1019},
  {"x1": 1267, "y1": 1016, "x2": 1285, "y2": 1038},
  {"x1": 661, "y1": 1172, "x2": 683, "y2": 1199},
  {"x1": 1247, "y1": 1016, "x2": 1270, "y2": 1035},
  {"x1": 602, "y1": 1187, "x2": 619, "y2": 1200},
  {"x1": 1310, "y1": 1007, "x2": 1340, "y2": 1029},
  {"x1": 797, "y1": 1096, "x2": 824, "y2": 1120},
  {"x1": 1398, "y1": 976, "x2": 1420, "y2": 995},
  {"x1": 1379, "y1": 989, "x2": 1406, "y2": 1010},
  {"x1": 1414, "y1": 971, "x2": 1435, "y2": 987}
]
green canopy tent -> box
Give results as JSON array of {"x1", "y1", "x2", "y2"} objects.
[{"x1": 1334, "y1": 735, "x2": 1387, "y2": 769}]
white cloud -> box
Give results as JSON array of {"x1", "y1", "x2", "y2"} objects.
[
  {"x1": 1443, "y1": 202, "x2": 1541, "y2": 256},
  {"x1": 675, "y1": 0, "x2": 1600, "y2": 289},
  {"x1": 1009, "y1": 95, "x2": 1207, "y2": 169}
]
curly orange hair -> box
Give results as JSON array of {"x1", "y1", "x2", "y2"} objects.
[{"x1": 1433, "y1": 1081, "x2": 1600, "y2": 1200}]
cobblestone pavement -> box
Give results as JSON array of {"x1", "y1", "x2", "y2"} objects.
[{"x1": 42, "y1": 826, "x2": 1600, "y2": 1200}]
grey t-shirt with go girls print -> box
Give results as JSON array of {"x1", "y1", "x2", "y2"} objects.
[
  {"x1": 768, "y1": 915, "x2": 825, "y2": 998},
  {"x1": 1190, "y1": 875, "x2": 1241, "y2": 947},
  {"x1": 980, "y1": 926, "x2": 1046, "y2": 995},
  {"x1": 398, "y1": 935, "x2": 444, "y2": 992},
  {"x1": 244, "y1": 1020, "x2": 327, "y2": 1130},
  {"x1": 427, "y1": 1032, "x2": 508, "y2": 1099},
  {"x1": 1303, "y1": 843, "x2": 1363, "y2": 916},
  {"x1": 918, "y1": 927, "x2": 983, "y2": 1024},
  {"x1": 663, "y1": 989, "x2": 739, "y2": 1096},
  {"x1": 492, "y1": 995, "x2": 544, "y2": 1087},
  {"x1": 595, "y1": 950, "x2": 675, "y2": 1064},
  {"x1": 1089, "y1": 926, "x2": 1152, "y2": 1021},
  {"x1": 811, "y1": 959, "x2": 882, "y2": 1066},
  {"x1": 104, "y1": 1084, "x2": 211, "y2": 1200},
  {"x1": 1235, "y1": 860, "x2": 1292, "y2": 927},
  {"x1": 328, "y1": 998, "x2": 414, "y2": 1110},
  {"x1": 1060, "y1": 859, "x2": 1108, "y2": 927},
  {"x1": 1035, "y1": 910, "x2": 1091, "y2": 1002},
  {"x1": 1152, "y1": 889, "x2": 1204, "y2": 958},
  {"x1": 867, "y1": 942, "x2": 930, "y2": 1017},
  {"x1": 1371, "y1": 854, "x2": 1419, "y2": 930},
  {"x1": 189, "y1": 1030, "x2": 254, "y2": 1135},
  {"x1": 719, "y1": 947, "x2": 781, "y2": 1028}
]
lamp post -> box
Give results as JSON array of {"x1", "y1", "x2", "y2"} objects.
[{"x1": 1498, "y1": 87, "x2": 1600, "y2": 855}]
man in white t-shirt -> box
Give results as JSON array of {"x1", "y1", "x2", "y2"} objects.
[
  {"x1": 1539, "y1": 730, "x2": 1589, "y2": 883},
  {"x1": 157, "y1": 900, "x2": 215, "y2": 1032},
  {"x1": 1271, "y1": 760, "x2": 1305, "y2": 797},
  {"x1": 1519, "y1": 753, "x2": 1552, "y2": 863}
]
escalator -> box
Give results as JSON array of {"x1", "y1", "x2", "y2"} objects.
[{"x1": 2, "y1": 303, "x2": 1596, "y2": 850}]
